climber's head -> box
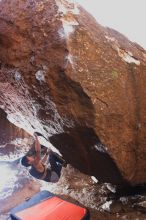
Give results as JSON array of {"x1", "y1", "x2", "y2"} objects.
[{"x1": 21, "y1": 155, "x2": 35, "y2": 167}]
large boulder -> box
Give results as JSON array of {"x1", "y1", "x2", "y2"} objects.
[{"x1": 0, "y1": 0, "x2": 146, "y2": 185}]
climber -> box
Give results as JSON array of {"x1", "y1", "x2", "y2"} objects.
[{"x1": 21, "y1": 132, "x2": 66, "y2": 182}]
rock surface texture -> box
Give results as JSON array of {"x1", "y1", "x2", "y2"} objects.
[{"x1": 0, "y1": 0, "x2": 146, "y2": 185}]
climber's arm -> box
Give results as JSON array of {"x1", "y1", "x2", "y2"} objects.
[{"x1": 34, "y1": 133, "x2": 41, "y2": 162}]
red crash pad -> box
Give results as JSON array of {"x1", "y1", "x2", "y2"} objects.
[{"x1": 15, "y1": 196, "x2": 87, "y2": 220}]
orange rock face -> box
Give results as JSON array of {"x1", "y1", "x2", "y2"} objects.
[{"x1": 0, "y1": 0, "x2": 146, "y2": 185}]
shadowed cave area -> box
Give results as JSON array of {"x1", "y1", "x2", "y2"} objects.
[{"x1": 49, "y1": 127, "x2": 126, "y2": 185}]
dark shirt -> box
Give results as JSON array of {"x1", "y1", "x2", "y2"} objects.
[{"x1": 29, "y1": 165, "x2": 51, "y2": 182}]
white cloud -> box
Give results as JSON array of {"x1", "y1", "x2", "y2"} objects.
[{"x1": 76, "y1": 0, "x2": 146, "y2": 49}]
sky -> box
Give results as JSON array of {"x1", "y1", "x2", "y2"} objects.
[{"x1": 76, "y1": 0, "x2": 146, "y2": 50}]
